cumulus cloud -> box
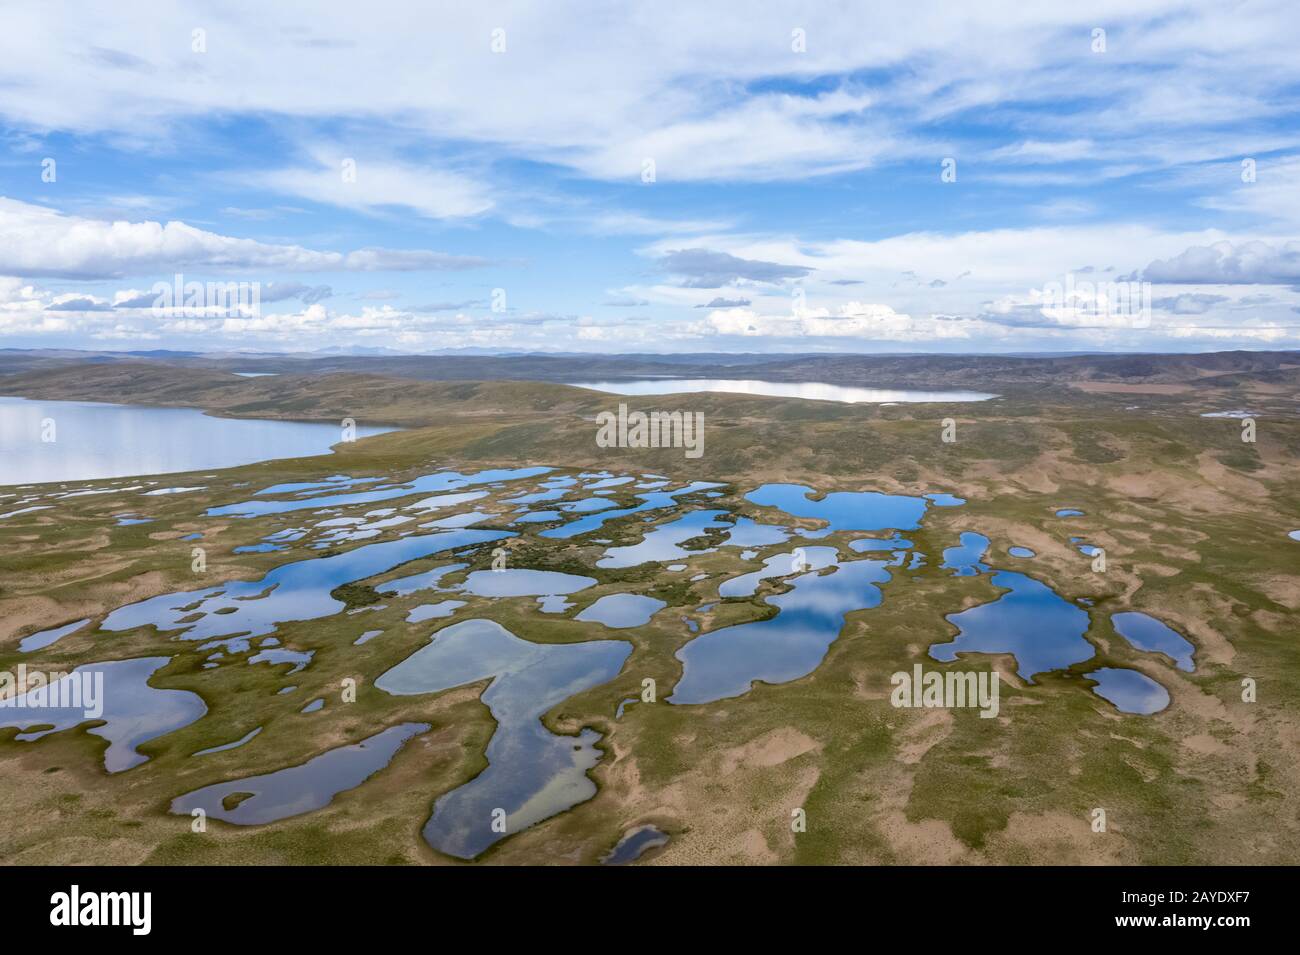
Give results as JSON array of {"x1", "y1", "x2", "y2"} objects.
[
  {"x1": 1152, "y1": 293, "x2": 1229, "y2": 314},
  {"x1": 1143, "y1": 240, "x2": 1300, "y2": 285},
  {"x1": 658, "y1": 248, "x2": 812, "y2": 288},
  {"x1": 0, "y1": 198, "x2": 492, "y2": 279},
  {"x1": 45, "y1": 295, "x2": 111, "y2": 312},
  {"x1": 702, "y1": 301, "x2": 989, "y2": 342},
  {"x1": 695, "y1": 296, "x2": 751, "y2": 308}
]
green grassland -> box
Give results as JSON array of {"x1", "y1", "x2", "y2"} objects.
[{"x1": 0, "y1": 360, "x2": 1296, "y2": 864}]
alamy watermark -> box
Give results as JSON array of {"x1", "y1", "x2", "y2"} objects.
[
  {"x1": 595, "y1": 403, "x2": 704, "y2": 459},
  {"x1": 50, "y1": 885, "x2": 151, "y2": 935},
  {"x1": 1035, "y1": 273, "x2": 1151, "y2": 327},
  {"x1": 0, "y1": 665, "x2": 104, "y2": 720},
  {"x1": 890, "y1": 664, "x2": 1000, "y2": 718},
  {"x1": 151, "y1": 273, "x2": 261, "y2": 318}
]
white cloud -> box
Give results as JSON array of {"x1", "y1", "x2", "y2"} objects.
[
  {"x1": 5, "y1": 2, "x2": 1296, "y2": 185},
  {"x1": 702, "y1": 302, "x2": 993, "y2": 342},
  {"x1": 986, "y1": 139, "x2": 1097, "y2": 164},
  {"x1": 1143, "y1": 239, "x2": 1300, "y2": 285},
  {"x1": 254, "y1": 150, "x2": 494, "y2": 220},
  {"x1": 0, "y1": 197, "x2": 492, "y2": 279}
]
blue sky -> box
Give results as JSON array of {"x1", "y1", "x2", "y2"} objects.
[{"x1": 1, "y1": 1, "x2": 1298, "y2": 354}]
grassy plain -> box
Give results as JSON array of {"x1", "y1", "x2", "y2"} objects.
[{"x1": 0, "y1": 356, "x2": 1296, "y2": 865}]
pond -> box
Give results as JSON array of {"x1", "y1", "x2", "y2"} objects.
[
  {"x1": 171, "y1": 722, "x2": 430, "y2": 823},
  {"x1": 99, "y1": 527, "x2": 512, "y2": 645},
  {"x1": 597, "y1": 509, "x2": 729, "y2": 567},
  {"x1": 574, "y1": 593, "x2": 667, "y2": 628},
  {"x1": 18, "y1": 617, "x2": 90, "y2": 653},
  {"x1": 0, "y1": 396, "x2": 394, "y2": 485},
  {"x1": 0, "y1": 656, "x2": 207, "y2": 772},
  {"x1": 376, "y1": 619, "x2": 631, "y2": 859},
  {"x1": 941, "y1": 532, "x2": 990, "y2": 576},
  {"x1": 718, "y1": 546, "x2": 839, "y2": 598},
  {"x1": 746, "y1": 483, "x2": 934, "y2": 533},
  {"x1": 1086, "y1": 668, "x2": 1170, "y2": 715},
  {"x1": 208, "y1": 467, "x2": 548, "y2": 518},
  {"x1": 930, "y1": 570, "x2": 1094, "y2": 682},
  {"x1": 671, "y1": 556, "x2": 892, "y2": 705},
  {"x1": 1110, "y1": 612, "x2": 1196, "y2": 672},
  {"x1": 602, "y1": 824, "x2": 670, "y2": 864}
]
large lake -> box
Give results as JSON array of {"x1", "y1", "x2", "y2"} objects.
[
  {"x1": 567, "y1": 378, "x2": 996, "y2": 404},
  {"x1": 0, "y1": 396, "x2": 394, "y2": 485}
]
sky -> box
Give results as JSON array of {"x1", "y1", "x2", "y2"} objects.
[{"x1": 1, "y1": 0, "x2": 1299, "y2": 356}]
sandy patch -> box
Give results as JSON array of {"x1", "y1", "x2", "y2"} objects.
[
  {"x1": 986, "y1": 810, "x2": 1126, "y2": 864},
  {"x1": 1182, "y1": 733, "x2": 1229, "y2": 756},
  {"x1": 896, "y1": 708, "x2": 952, "y2": 765},
  {"x1": 718, "y1": 727, "x2": 821, "y2": 775}
]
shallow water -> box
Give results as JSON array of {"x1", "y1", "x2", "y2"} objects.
[
  {"x1": 378, "y1": 562, "x2": 465, "y2": 597},
  {"x1": 19, "y1": 617, "x2": 90, "y2": 653},
  {"x1": 1087, "y1": 667, "x2": 1170, "y2": 714},
  {"x1": 513, "y1": 509, "x2": 561, "y2": 523},
  {"x1": 575, "y1": 593, "x2": 666, "y2": 628},
  {"x1": 1111, "y1": 612, "x2": 1196, "y2": 671},
  {"x1": 746, "y1": 483, "x2": 932, "y2": 533},
  {"x1": 376, "y1": 619, "x2": 630, "y2": 859},
  {"x1": 208, "y1": 467, "x2": 548, "y2": 519},
  {"x1": 247, "y1": 647, "x2": 313, "y2": 673},
  {"x1": 100, "y1": 528, "x2": 511, "y2": 644},
  {"x1": 597, "y1": 509, "x2": 728, "y2": 567},
  {"x1": 584, "y1": 476, "x2": 635, "y2": 490},
  {"x1": 193, "y1": 726, "x2": 262, "y2": 756},
  {"x1": 602, "y1": 824, "x2": 670, "y2": 864},
  {"x1": 718, "y1": 546, "x2": 839, "y2": 598},
  {"x1": 255, "y1": 475, "x2": 380, "y2": 497},
  {"x1": 540, "y1": 481, "x2": 724, "y2": 539},
  {"x1": 672, "y1": 557, "x2": 891, "y2": 705},
  {"x1": 925, "y1": 493, "x2": 966, "y2": 507},
  {"x1": 941, "y1": 532, "x2": 990, "y2": 576},
  {"x1": 0, "y1": 656, "x2": 207, "y2": 772},
  {"x1": 930, "y1": 571, "x2": 1094, "y2": 682},
  {"x1": 407, "y1": 600, "x2": 466, "y2": 622},
  {"x1": 171, "y1": 722, "x2": 429, "y2": 824},
  {"x1": 720, "y1": 516, "x2": 790, "y2": 548},
  {"x1": 0, "y1": 396, "x2": 393, "y2": 486},
  {"x1": 234, "y1": 542, "x2": 285, "y2": 554},
  {"x1": 567, "y1": 379, "x2": 996, "y2": 405},
  {"x1": 849, "y1": 534, "x2": 913, "y2": 553},
  {"x1": 457, "y1": 568, "x2": 596, "y2": 597}
]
